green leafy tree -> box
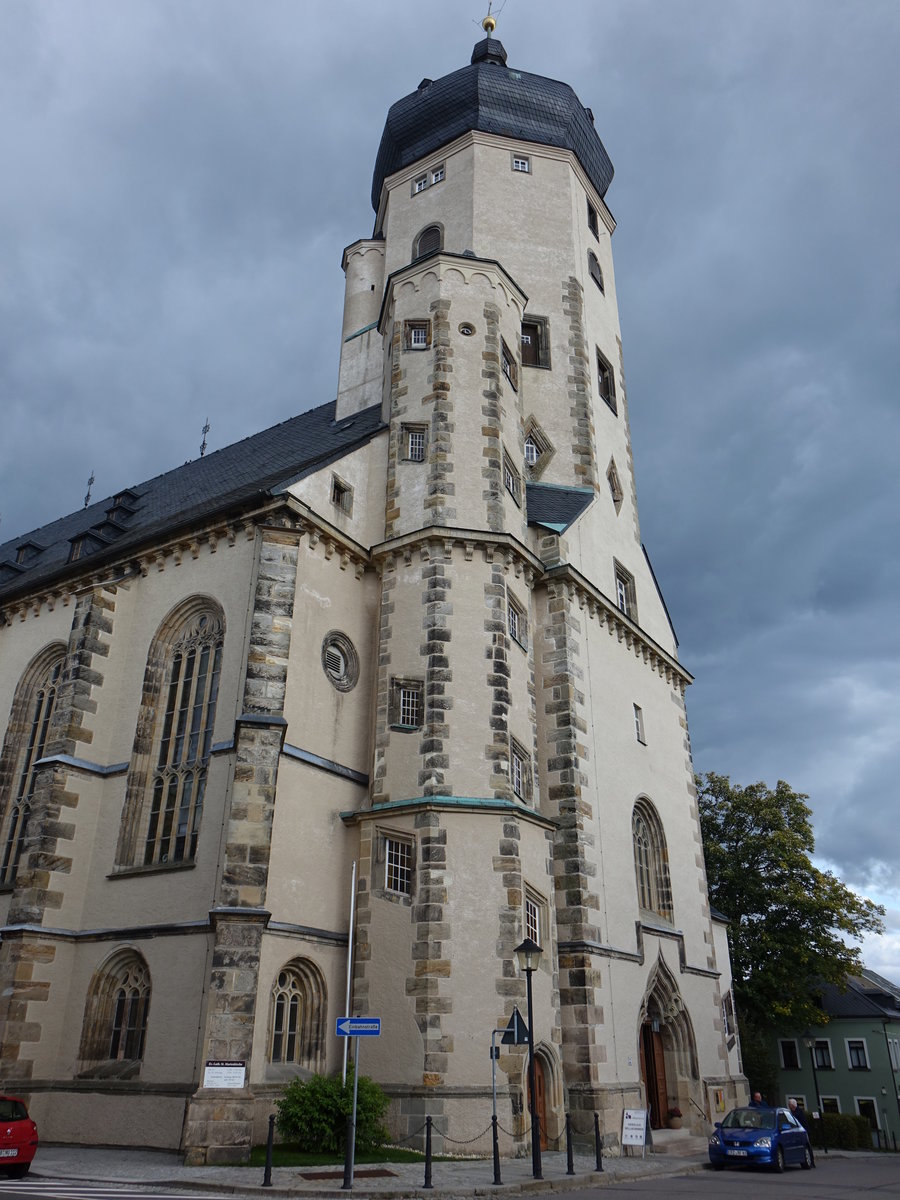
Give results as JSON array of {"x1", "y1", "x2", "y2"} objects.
[
  {"x1": 275, "y1": 1071, "x2": 389, "y2": 1154},
  {"x1": 697, "y1": 773, "x2": 884, "y2": 1085}
]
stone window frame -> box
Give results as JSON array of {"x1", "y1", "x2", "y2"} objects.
[
  {"x1": 521, "y1": 315, "x2": 551, "y2": 369},
  {"x1": 373, "y1": 828, "x2": 416, "y2": 905},
  {"x1": 114, "y1": 598, "x2": 224, "y2": 873},
  {"x1": 503, "y1": 451, "x2": 521, "y2": 507},
  {"x1": 524, "y1": 885, "x2": 547, "y2": 948},
  {"x1": 389, "y1": 677, "x2": 423, "y2": 731},
  {"x1": 500, "y1": 338, "x2": 519, "y2": 391},
  {"x1": 331, "y1": 474, "x2": 353, "y2": 515},
  {"x1": 402, "y1": 423, "x2": 428, "y2": 462},
  {"x1": 413, "y1": 224, "x2": 443, "y2": 260},
  {"x1": 588, "y1": 249, "x2": 605, "y2": 294},
  {"x1": 77, "y1": 948, "x2": 151, "y2": 1076},
  {"x1": 509, "y1": 735, "x2": 533, "y2": 803},
  {"x1": 614, "y1": 560, "x2": 637, "y2": 622},
  {"x1": 511, "y1": 152, "x2": 531, "y2": 174},
  {"x1": 633, "y1": 703, "x2": 646, "y2": 745},
  {"x1": 523, "y1": 418, "x2": 554, "y2": 478},
  {"x1": 587, "y1": 199, "x2": 600, "y2": 239},
  {"x1": 321, "y1": 631, "x2": 360, "y2": 692},
  {"x1": 403, "y1": 319, "x2": 432, "y2": 351},
  {"x1": 596, "y1": 346, "x2": 617, "y2": 414},
  {"x1": 507, "y1": 588, "x2": 527, "y2": 650},
  {"x1": 631, "y1": 797, "x2": 673, "y2": 922},
  {"x1": 0, "y1": 643, "x2": 67, "y2": 889},
  {"x1": 267, "y1": 957, "x2": 327, "y2": 1073},
  {"x1": 607, "y1": 459, "x2": 624, "y2": 513}
]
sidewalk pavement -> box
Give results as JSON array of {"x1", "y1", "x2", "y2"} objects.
[{"x1": 30, "y1": 1141, "x2": 711, "y2": 1197}]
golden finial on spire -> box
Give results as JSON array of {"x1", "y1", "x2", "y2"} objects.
[{"x1": 482, "y1": 0, "x2": 497, "y2": 36}]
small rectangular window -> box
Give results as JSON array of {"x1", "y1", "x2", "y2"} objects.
[
  {"x1": 503, "y1": 452, "x2": 521, "y2": 505},
  {"x1": 431, "y1": 165, "x2": 445, "y2": 184},
  {"x1": 890, "y1": 1039, "x2": 900, "y2": 1071},
  {"x1": 614, "y1": 561, "x2": 637, "y2": 621},
  {"x1": 633, "y1": 704, "x2": 646, "y2": 744},
  {"x1": 508, "y1": 591, "x2": 527, "y2": 648},
  {"x1": 500, "y1": 338, "x2": 518, "y2": 390},
  {"x1": 404, "y1": 319, "x2": 432, "y2": 350},
  {"x1": 524, "y1": 889, "x2": 545, "y2": 947},
  {"x1": 780, "y1": 1039, "x2": 801, "y2": 1070},
  {"x1": 814, "y1": 1040, "x2": 833, "y2": 1070},
  {"x1": 597, "y1": 347, "x2": 616, "y2": 414},
  {"x1": 509, "y1": 736, "x2": 531, "y2": 801},
  {"x1": 69, "y1": 538, "x2": 85, "y2": 562},
  {"x1": 413, "y1": 174, "x2": 428, "y2": 194},
  {"x1": 391, "y1": 678, "x2": 423, "y2": 730},
  {"x1": 822, "y1": 1096, "x2": 840, "y2": 1115},
  {"x1": 587, "y1": 200, "x2": 599, "y2": 238},
  {"x1": 521, "y1": 316, "x2": 550, "y2": 369},
  {"x1": 331, "y1": 475, "x2": 353, "y2": 515},
  {"x1": 512, "y1": 155, "x2": 530, "y2": 173},
  {"x1": 385, "y1": 837, "x2": 413, "y2": 895},
  {"x1": 589, "y1": 250, "x2": 605, "y2": 293},
  {"x1": 403, "y1": 425, "x2": 427, "y2": 462},
  {"x1": 847, "y1": 1039, "x2": 869, "y2": 1070}
]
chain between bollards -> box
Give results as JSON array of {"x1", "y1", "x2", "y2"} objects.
[
  {"x1": 423, "y1": 1114, "x2": 433, "y2": 1189},
  {"x1": 492, "y1": 1114, "x2": 502, "y2": 1185},
  {"x1": 594, "y1": 1112, "x2": 603, "y2": 1171},
  {"x1": 262, "y1": 1112, "x2": 275, "y2": 1188}
]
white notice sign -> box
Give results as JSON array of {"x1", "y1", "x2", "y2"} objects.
[
  {"x1": 203, "y1": 1060, "x2": 246, "y2": 1089},
  {"x1": 622, "y1": 1108, "x2": 647, "y2": 1147}
]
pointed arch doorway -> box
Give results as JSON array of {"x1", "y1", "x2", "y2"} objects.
[
  {"x1": 640, "y1": 1021, "x2": 668, "y2": 1129},
  {"x1": 527, "y1": 1056, "x2": 549, "y2": 1149}
]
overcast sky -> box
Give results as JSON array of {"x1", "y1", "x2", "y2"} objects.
[{"x1": 2, "y1": 1, "x2": 898, "y2": 975}]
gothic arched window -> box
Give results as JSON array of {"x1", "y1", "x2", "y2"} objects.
[
  {"x1": 78, "y1": 949, "x2": 151, "y2": 1071},
  {"x1": 0, "y1": 644, "x2": 66, "y2": 886},
  {"x1": 632, "y1": 799, "x2": 673, "y2": 921},
  {"x1": 116, "y1": 599, "x2": 224, "y2": 868},
  {"x1": 267, "y1": 958, "x2": 327, "y2": 1073},
  {"x1": 414, "y1": 224, "x2": 442, "y2": 259}
]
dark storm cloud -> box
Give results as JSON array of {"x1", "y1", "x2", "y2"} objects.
[{"x1": 1, "y1": 0, "x2": 898, "y2": 970}]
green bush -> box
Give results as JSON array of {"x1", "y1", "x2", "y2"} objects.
[
  {"x1": 276, "y1": 1071, "x2": 389, "y2": 1154},
  {"x1": 821, "y1": 1112, "x2": 858, "y2": 1150},
  {"x1": 851, "y1": 1115, "x2": 875, "y2": 1148}
]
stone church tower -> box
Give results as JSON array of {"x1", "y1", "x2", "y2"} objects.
[{"x1": 0, "y1": 28, "x2": 743, "y2": 1163}]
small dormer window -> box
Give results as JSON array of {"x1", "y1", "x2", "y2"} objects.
[
  {"x1": 512, "y1": 154, "x2": 531, "y2": 174},
  {"x1": 69, "y1": 538, "x2": 85, "y2": 562}
]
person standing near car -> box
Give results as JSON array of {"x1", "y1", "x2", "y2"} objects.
[
  {"x1": 749, "y1": 1091, "x2": 766, "y2": 1107},
  {"x1": 789, "y1": 1098, "x2": 815, "y2": 1163}
]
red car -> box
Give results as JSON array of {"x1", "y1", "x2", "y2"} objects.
[{"x1": 0, "y1": 1095, "x2": 38, "y2": 1178}]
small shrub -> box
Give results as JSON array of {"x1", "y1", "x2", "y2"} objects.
[
  {"x1": 276, "y1": 1071, "x2": 389, "y2": 1154},
  {"x1": 851, "y1": 1115, "x2": 875, "y2": 1148},
  {"x1": 821, "y1": 1112, "x2": 858, "y2": 1150}
]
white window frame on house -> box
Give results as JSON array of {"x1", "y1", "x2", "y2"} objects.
[
  {"x1": 402, "y1": 424, "x2": 427, "y2": 462},
  {"x1": 503, "y1": 452, "x2": 521, "y2": 506},
  {"x1": 385, "y1": 835, "x2": 413, "y2": 896},
  {"x1": 431, "y1": 164, "x2": 445, "y2": 184},
  {"x1": 522, "y1": 420, "x2": 553, "y2": 475},
  {"x1": 614, "y1": 560, "x2": 637, "y2": 621},
  {"x1": 779, "y1": 1038, "x2": 801, "y2": 1070},
  {"x1": 413, "y1": 173, "x2": 428, "y2": 194},
  {"x1": 524, "y1": 886, "x2": 546, "y2": 947},
  {"x1": 633, "y1": 703, "x2": 646, "y2": 744},
  {"x1": 512, "y1": 153, "x2": 531, "y2": 173},
  {"x1": 509, "y1": 736, "x2": 531, "y2": 802},
  {"x1": 507, "y1": 590, "x2": 527, "y2": 649},
  {"x1": 855, "y1": 1097, "x2": 880, "y2": 1132},
  {"x1": 404, "y1": 319, "x2": 432, "y2": 350},
  {"x1": 821, "y1": 1095, "x2": 840, "y2": 1114},
  {"x1": 813, "y1": 1038, "x2": 833, "y2": 1070},
  {"x1": 331, "y1": 474, "x2": 353, "y2": 515},
  {"x1": 846, "y1": 1038, "x2": 870, "y2": 1070},
  {"x1": 889, "y1": 1038, "x2": 900, "y2": 1071},
  {"x1": 390, "y1": 678, "x2": 423, "y2": 731}
]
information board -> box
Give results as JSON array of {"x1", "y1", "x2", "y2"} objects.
[
  {"x1": 203, "y1": 1060, "x2": 246, "y2": 1088},
  {"x1": 621, "y1": 1108, "x2": 648, "y2": 1147}
]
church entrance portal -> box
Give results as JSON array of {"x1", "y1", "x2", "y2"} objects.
[
  {"x1": 527, "y1": 1056, "x2": 549, "y2": 1149},
  {"x1": 640, "y1": 1022, "x2": 668, "y2": 1129}
]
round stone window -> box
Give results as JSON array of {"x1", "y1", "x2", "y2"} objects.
[
  {"x1": 321, "y1": 631, "x2": 359, "y2": 692},
  {"x1": 458, "y1": 322, "x2": 476, "y2": 337}
]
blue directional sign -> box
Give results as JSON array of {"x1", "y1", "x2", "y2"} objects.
[{"x1": 336, "y1": 1016, "x2": 381, "y2": 1037}]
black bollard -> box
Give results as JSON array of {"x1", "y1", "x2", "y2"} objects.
[
  {"x1": 492, "y1": 1113, "x2": 502, "y2": 1185},
  {"x1": 342, "y1": 1113, "x2": 354, "y2": 1190},
  {"x1": 423, "y1": 1114, "x2": 434, "y2": 1189},
  {"x1": 566, "y1": 1113, "x2": 574, "y2": 1175},
  {"x1": 594, "y1": 1112, "x2": 603, "y2": 1172},
  {"x1": 262, "y1": 1112, "x2": 275, "y2": 1188}
]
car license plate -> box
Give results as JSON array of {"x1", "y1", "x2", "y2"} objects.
[
  {"x1": 726, "y1": 1148, "x2": 748, "y2": 1157},
  {"x1": 0, "y1": 1149, "x2": 18, "y2": 1158}
]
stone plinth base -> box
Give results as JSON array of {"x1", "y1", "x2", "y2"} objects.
[{"x1": 183, "y1": 1089, "x2": 255, "y2": 1165}]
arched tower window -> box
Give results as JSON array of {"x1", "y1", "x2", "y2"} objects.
[
  {"x1": 414, "y1": 224, "x2": 442, "y2": 260},
  {"x1": 0, "y1": 644, "x2": 66, "y2": 886},
  {"x1": 78, "y1": 949, "x2": 151, "y2": 1070},
  {"x1": 267, "y1": 958, "x2": 327, "y2": 1073},
  {"x1": 116, "y1": 599, "x2": 224, "y2": 868},
  {"x1": 632, "y1": 799, "x2": 673, "y2": 921}
]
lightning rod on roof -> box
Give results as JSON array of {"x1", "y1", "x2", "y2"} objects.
[
  {"x1": 83, "y1": 470, "x2": 95, "y2": 509},
  {"x1": 200, "y1": 418, "x2": 211, "y2": 458}
]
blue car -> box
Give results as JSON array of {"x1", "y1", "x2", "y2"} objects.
[{"x1": 708, "y1": 1106, "x2": 815, "y2": 1172}]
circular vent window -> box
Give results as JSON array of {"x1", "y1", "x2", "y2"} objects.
[
  {"x1": 321, "y1": 632, "x2": 359, "y2": 692},
  {"x1": 458, "y1": 322, "x2": 476, "y2": 337}
]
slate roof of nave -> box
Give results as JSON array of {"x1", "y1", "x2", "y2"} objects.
[{"x1": 0, "y1": 400, "x2": 386, "y2": 604}]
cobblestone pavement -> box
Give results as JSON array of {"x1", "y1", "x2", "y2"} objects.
[{"x1": 30, "y1": 1143, "x2": 710, "y2": 1197}]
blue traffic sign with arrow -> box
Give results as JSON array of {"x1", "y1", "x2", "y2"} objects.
[{"x1": 335, "y1": 1016, "x2": 381, "y2": 1037}]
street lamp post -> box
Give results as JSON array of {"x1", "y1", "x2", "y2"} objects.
[
  {"x1": 515, "y1": 937, "x2": 543, "y2": 1181},
  {"x1": 802, "y1": 1032, "x2": 828, "y2": 1154}
]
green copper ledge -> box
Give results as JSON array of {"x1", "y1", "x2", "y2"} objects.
[{"x1": 340, "y1": 795, "x2": 558, "y2": 828}]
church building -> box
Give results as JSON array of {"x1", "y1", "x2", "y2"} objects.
[{"x1": 0, "y1": 27, "x2": 745, "y2": 1163}]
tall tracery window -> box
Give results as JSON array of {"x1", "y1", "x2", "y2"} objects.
[
  {"x1": 78, "y1": 949, "x2": 151, "y2": 1072},
  {"x1": 632, "y1": 799, "x2": 673, "y2": 921},
  {"x1": 267, "y1": 958, "x2": 328, "y2": 1074},
  {"x1": 117, "y1": 600, "x2": 224, "y2": 869},
  {"x1": 0, "y1": 644, "x2": 66, "y2": 886}
]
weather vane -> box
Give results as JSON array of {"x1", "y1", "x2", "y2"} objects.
[
  {"x1": 200, "y1": 417, "x2": 210, "y2": 458},
  {"x1": 83, "y1": 469, "x2": 95, "y2": 509}
]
